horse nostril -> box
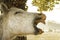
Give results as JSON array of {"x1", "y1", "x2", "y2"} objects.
[{"x1": 36, "y1": 17, "x2": 42, "y2": 20}]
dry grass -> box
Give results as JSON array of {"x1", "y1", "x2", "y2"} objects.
[{"x1": 27, "y1": 32, "x2": 60, "y2": 40}]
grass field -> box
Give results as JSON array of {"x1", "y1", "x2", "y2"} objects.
[{"x1": 27, "y1": 32, "x2": 60, "y2": 40}]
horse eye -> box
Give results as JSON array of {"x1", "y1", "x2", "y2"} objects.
[
  {"x1": 15, "y1": 11, "x2": 22, "y2": 15},
  {"x1": 1, "y1": 11, "x2": 3, "y2": 13}
]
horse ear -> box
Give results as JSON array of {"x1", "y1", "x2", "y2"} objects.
[{"x1": 1, "y1": 3, "x2": 9, "y2": 13}]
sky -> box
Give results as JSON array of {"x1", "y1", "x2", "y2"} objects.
[{"x1": 26, "y1": 0, "x2": 60, "y2": 24}]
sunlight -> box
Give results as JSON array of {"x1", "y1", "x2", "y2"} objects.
[
  {"x1": 26, "y1": 0, "x2": 38, "y2": 12},
  {"x1": 26, "y1": 0, "x2": 60, "y2": 24}
]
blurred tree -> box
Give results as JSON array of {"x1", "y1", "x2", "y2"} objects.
[
  {"x1": 32, "y1": 0, "x2": 60, "y2": 13},
  {"x1": 2, "y1": 0, "x2": 28, "y2": 11}
]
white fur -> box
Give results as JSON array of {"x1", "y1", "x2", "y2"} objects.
[{"x1": 2, "y1": 7, "x2": 38, "y2": 40}]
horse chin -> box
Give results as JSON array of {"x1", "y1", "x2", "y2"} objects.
[{"x1": 38, "y1": 29, "x2": 44, "y2": 34}]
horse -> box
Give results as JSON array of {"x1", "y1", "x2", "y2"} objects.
[{"x1": 0, "y1": 3, "x2": 46, "y2": 40}]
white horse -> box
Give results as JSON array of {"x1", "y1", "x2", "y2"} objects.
[{"x1": 1, "y1": 3, "x2": 46, "y2": 40}]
